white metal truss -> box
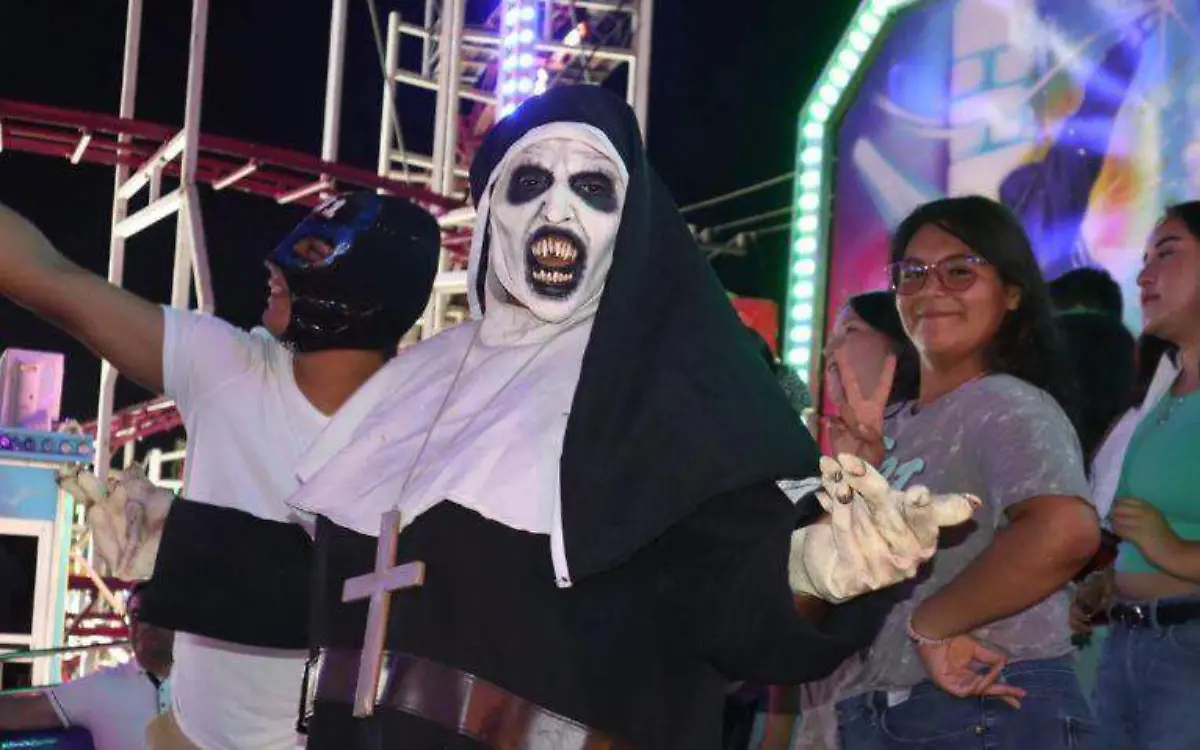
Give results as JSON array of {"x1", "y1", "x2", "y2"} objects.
[
  {"x1": 376, "y1": 0, "x2": 655, "y2": 339},
  {"x1": 94, "y1": 0, "x2": 211, "y2": 478},
  {"x1": 90, "y1": 0, "x2": 655, "y2": 465},
  {"x1": 92, "y1": 0, "x2": 358, "y2": 475}
]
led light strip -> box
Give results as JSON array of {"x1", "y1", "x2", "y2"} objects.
[
  {"x1": 496, "y1": 1, "x2": 543, "y2": 119},
  {"x1": 0, "y1": 429, "x2": 94, "y2": 458},
  {"x1": 784, "y1": 0, "x2": 918, "y2": 377}
]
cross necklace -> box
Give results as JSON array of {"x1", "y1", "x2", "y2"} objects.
[{"x1": 340, "y1": 323, "x2": 552, "y2": 717}]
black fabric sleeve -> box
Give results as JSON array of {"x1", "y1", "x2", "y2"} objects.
[
  {"x1": 657, "y1": 481, "x2": 899, "y2": 685},
  {"x1": 139, "y1": 498, "x2": 313, "y2": 648}
]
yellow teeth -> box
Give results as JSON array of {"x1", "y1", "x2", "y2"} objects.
[
  {"x1": 532, "y1": 269, "x2": 575, "y2": 284},
  {"x1": 532, "y1": 237, "x2": 578, "y2": 262}
]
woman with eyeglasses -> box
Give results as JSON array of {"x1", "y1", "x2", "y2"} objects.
[
  {"x1": 1072, "y1": 202, "x2": 1200, "y2": 750},
  {"x1": 831, "y1": 196, "x2": 1102, "y2": 750}
]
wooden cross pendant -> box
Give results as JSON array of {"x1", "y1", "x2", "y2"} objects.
[{"x1": 340, "y1": 509, "x2": 425, "y2": 718}]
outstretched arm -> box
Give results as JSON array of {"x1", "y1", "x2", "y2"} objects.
[
  {"x1": 0, "y1": 202, "x2": 165, "y2": 393},
  {"x1": 659, "y1": 481, "x2": 899, "y2": 686}
]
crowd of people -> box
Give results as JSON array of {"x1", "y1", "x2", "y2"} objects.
[
  {"x1": 734, "y1": 200, "x2": 1200, "y2": 750},
  {"x1": 0, "y1": 84, "x2": 1196, "y2": 750}
]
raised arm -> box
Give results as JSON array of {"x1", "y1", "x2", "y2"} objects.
[{"x1": 0, "y1": 202, "x2": 165, "y2": 393}]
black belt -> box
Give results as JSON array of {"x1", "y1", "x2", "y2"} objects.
[
  {"x1": 300, "y1": 648, "x2": 639, "y2": 749},
  {"x1": 1109, "y1": 599, "x2": 1200, "y2": 628}
]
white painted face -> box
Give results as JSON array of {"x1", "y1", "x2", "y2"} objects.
[{"x1": 487, "y1": 136, "x2": 626, "y2": 324}]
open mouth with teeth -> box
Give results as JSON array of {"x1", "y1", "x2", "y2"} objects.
[{"x1": 525, "y1": 227, "x2": 586, "y2": 298}]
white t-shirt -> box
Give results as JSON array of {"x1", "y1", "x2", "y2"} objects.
[
  {"x1": 161, "y1": 307, "x2": 328, "y2": 750},
  {"x1": 48, "y1": 660, "x2": 168, "y2": 750}
]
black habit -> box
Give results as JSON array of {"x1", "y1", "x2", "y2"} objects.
[{"x1": 303, "y1": 86, "x2": 897, "y2": 749}]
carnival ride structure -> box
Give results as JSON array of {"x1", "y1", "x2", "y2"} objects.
[{"x1": 0, "y1": 0, "x2": 653, "y2": 686}]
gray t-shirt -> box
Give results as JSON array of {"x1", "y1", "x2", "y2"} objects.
[{"x1": 854, "y1": 374, "x2": 1090, "y2": 692}]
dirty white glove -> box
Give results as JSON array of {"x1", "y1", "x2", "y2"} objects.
[
  {"x1": 57, "y1": 463, "x2": 175, "y2": 580},
  {"x1": 58, "y1": 467, "x2": 124, "y2": 572},
  {"x1": 114, "y1": 464, "x2": 174, "y2": 579},
  {"x1": 787, "y1": 454, "x2": 979, "y2": 604}
]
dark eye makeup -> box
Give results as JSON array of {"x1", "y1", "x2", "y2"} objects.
[
  {"x1": 507, "y1": 164, "x2": 554, "y2": 204},
  {"x1": 506, "y1": 162, "x2": 619, "y2": 213},
  {"x1": 569, "y1": 171, "x2": 618, "y2": 212}
]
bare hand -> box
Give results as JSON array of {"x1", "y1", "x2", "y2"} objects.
[
  {"x1": 915, "y1": 634, "x2": 1027, "y2": 710},
  {"x1": 1069, "y1": 567, "x2": 1115, "y2": 635},
  {"x1": 1068, "y1": 600, "x2": 1095, "y2": 636},
  {"x1": 825, "y1": 349, "x2": 895, "y2": 466},
  {"x1": 1111, "y1": 497, "x2": 1179, "y2": 568}
]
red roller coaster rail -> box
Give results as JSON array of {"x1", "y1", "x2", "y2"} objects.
[
  {"x1": 79, "y1": 396, "x2": 181, "y2": 450},
  {"x1": 0, "y1": 99, "x2": 461, "y2": 211}
]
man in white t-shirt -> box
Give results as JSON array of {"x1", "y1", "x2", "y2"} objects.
[
  {"x1": 0, "y1": 192, "x2": 441, "y2": 749},
  {"x1": 0, "y1": 583, "x2": 173, "y2": 750}
]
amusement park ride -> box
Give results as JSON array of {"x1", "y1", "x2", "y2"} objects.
[
  {"x1": 6, "y1": 0, "x2": 1157, "y2": 694},
  {"x1": 0, "y1": 0, "x2": 654, "y2": 688}
]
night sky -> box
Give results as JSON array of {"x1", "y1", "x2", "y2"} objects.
[{"x1": 0, "y1": 1, "x2": 853, "y2": 426}]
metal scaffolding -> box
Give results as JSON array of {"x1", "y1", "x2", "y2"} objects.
[
  {"x1": 12, "y1": 0, "x2": 654, "y2": 466},
  {"x1": 375, "y1": 0, "x2": 655, "y2": 338}
]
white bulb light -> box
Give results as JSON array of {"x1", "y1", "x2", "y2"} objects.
[
  {"x1": 497, "y1": 3, "x2": 546, "y2": 118},
  {"x1": 786, "y1": 0, "x2": 922, "y2": 372},
  {"x1": 792, "y1": 283, "x2": 814, "y2": 301},
  {"x1": 794, "y1": 258, "x2": 817, "y2": 276}
]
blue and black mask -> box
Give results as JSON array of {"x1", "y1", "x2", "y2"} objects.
[{"x1": 267, "y1": 191, "x2": 441, "y2": 353}]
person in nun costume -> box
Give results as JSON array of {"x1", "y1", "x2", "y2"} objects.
[{"x1": 288, "y1": 86, "x2": 978, "y2": 750}]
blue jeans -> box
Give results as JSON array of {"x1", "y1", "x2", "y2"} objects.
[
  {"x1": 836, "y1": 655, "x2": 1099, "y2": 749},
  {"x1": 1094, "y1": 606, "x2": 1200, "y2": 749}
]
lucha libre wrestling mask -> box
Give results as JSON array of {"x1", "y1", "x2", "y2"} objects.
[
  {"x1": 486, "y1": 125, "x2": 628, "y2": 325},
  {"x1": 267, "y1": 191, "x2": 440, "y2": 353}
]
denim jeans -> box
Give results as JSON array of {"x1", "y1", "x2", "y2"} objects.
[
  {"x1": 835, "y1": 655, "x2": 1099, "y2": 749},
  {"x1": 1094, "y1": 607, "x2": 1200, "y2": 749}
]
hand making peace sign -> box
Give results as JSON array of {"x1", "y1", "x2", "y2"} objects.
[{"x1": 825, "y1": 347, "x2": 896, "y2": 467}]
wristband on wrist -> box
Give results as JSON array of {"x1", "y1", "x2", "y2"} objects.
[{"x1": 905, "y1": 611, "x2": 950, "y2": 647}]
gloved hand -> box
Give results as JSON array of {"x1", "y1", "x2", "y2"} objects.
[
  {"x1": 57, "y1": 463, "x2": 175, "y2": 580},
  {"x1": 788, "y1": 454, "x2": 979, "y2": 603}
]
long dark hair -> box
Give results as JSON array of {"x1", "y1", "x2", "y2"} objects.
[
  {"x1": 1131, "y1": 334, "x2": 1177, "y2": 407},
  {"x1": 1129, "y1": 201, "x2": 1199, "y2": 405},
  {"x1": 1128, "y1": 199, "x2": 1195, "y2": 405},
  {"x1": 846, "y1": 290, "x2": 919, "y2": 404},
  {"x1": 889, "y1": 196, "x2": 1078, "y2": 420}
]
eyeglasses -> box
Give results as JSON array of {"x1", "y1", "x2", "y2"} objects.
[{"x1": 887, "y1": 254, "x2": 989, "y2": 296}]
